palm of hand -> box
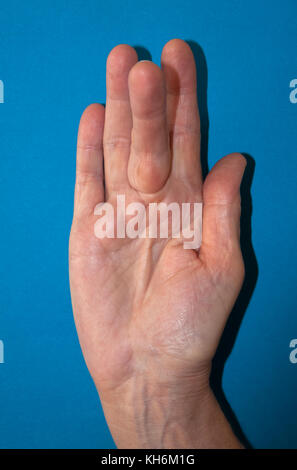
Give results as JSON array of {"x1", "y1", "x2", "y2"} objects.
[{"x1": 69, "y1": 39, "x2": 246, "y2": 396}]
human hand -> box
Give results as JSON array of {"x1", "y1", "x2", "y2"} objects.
[{"x1": 69, "y1": 39, "x2": 246, "y2": 448}]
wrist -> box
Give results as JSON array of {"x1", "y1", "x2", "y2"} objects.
[{"x1": 97, "y1": 367, "x2": 214, "y2": 448}]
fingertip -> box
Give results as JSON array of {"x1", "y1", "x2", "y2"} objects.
[
  {"x1": 78, "y1": 103, "x2": 105, "y2": 145},
  {"x1": 128, "y1": 60, "x2": 163, "y2": 93},
  {"x1": 161, "y1": 39, "x2": 196, "y2": 91},
  {"x1": 161, "y1": 38, "x2": 193, "y2": 62},
  {"x1": 107, "y1": 44, "x2": 138, "y2": 72},
  {"x1": 79, "y1": 103, "x2": 105, "y2": 128},
  {"x1": 203, "y1": 152, "x2": 247, "y2": 205},
  {"x1": 227, "y1": 152, "x2": 247, "y2": 170},
  {"x1": 222, "y1": 153, "x2": 247, "y2": 186},
  {"x1": 106, "y1": 45, "x2": 138, "y2": 101},
  {"x1": 128, "y1": 61, "x2": 166, "y2": 122},
  {"x1": 211, "y1": 152, "x2": 247, "y2": 177}
]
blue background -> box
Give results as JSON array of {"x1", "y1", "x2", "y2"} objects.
[{"x1": 0, "y1": 0, "x2": 296, "y2": 449}]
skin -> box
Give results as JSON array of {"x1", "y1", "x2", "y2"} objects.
[{"x1": 69, "y1": 39, "x2": 246, "y2": 449}]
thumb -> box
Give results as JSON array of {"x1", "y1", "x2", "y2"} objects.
[{"x1": 201, "y1": 153, "x2": 246, "y2": 276}]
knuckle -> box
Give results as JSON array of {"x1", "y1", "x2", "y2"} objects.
[{"x1": 103, "y1": 136, "x2": 130, "y2": 151}]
